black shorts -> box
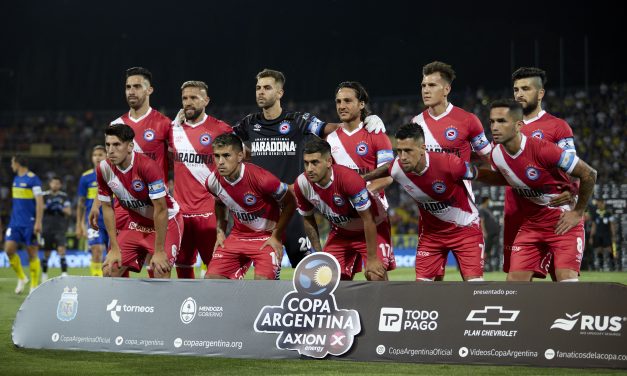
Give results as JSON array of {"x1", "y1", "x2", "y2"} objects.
[
  {"x1": 593, "y1": 236, "x2": 612, "y2": 248},
  {"x1": 283, "y1": 214, "x2": 312, "y2": 268},
  {"x1": 41, "y1": 230, "x2": 67, "y2": 250}
]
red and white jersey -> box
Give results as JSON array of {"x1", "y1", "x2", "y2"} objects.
[
  {"x1": 411, "y1": 103, "x2": 491, "y2": 161},
  {"x1": 326, "y1": 123, "x2": 394, "y2": 208},
  {"x1": 389, "y1": 152, "x2": 479, "y2": 236},
  {"x1": 111, "y1": 107, "x2": 172, "y2": 179},
  {"x1": 294, "y1": 164, "x2": 387, "y2": 236},
  {"x1": 96, "y1": 152, "x2": 179, "y2": 228},
  {"x1": 205, "y1": 163, "x2": 288, "y2": 238},
  {"x1": 491, "y1": 135, "x2": 580, "y2": 225},
  {"x1": 169, "y1": 114, "x2": 233, "y2": 214}
]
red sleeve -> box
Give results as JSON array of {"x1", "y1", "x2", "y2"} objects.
[
  {"x1": 536, "y1": 139, "x2": 563, "y2": 168},
  {"x1": 255, "y1": 166, "x2": 288, "y2": 201},
  {"x1": 447, "y1": 154, "x2": 469, "y2": 181},
  {"x1": 293, "y1": 177, "x2": 315, "y2": 215},
  {"x1": 554, "y1": 118, "x2": 574, "y2": 140},
  {"x1": 139, "y1": 157, "x2": 168, "y2": 199},
  {"x1": 95, "y1": 163, "x2": 113, "y2": 200},
  {"x1": 341, "y1": 168, "x2": 367, "y2": 196}
]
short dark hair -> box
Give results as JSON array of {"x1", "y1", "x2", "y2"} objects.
[
  {"x1": 49, "y1": 176, "x2": 62, "y2": 183},
  {"x1": 12, "y1": 154, "x2": 28, "y2": 167},
  {"x1": 489, "y1": 98, "x2": 523, "y2": 121},
  {"x1": 92, "y1": 145, "x2": 105, "y2": 152},
  {"x1": 256, "y1": 69, "x2": 285, "y2": 87},
  {"x1": 125, "y1": 67, "x2": 153, "y2": 86},
  {"x1": 303, "y1": 138, "x2": 331, "y2": 156},
  {"x1": 512, "y1": 67, "x2": 547, "y2": 88},
  {"x1": 181, "y1": 80, "x2": 209, "y2": 94},
  {"x1": 105, "y1": 123, "x2": 135, "y2": 143},
  {"x1": 395, "y1": 123, "x2": 425, "y2": 143},
  {"x1": 481, "y1": 196, "x2": 490, "y2": 204},
  {"x1": 212, "y1": 133, "x2": 243, "y2": 152},
  {"x1": 422, "y1": 61, "x2": 456, "y2": 84},
  {"x1": 336, "y1": 81, "x2": 371, "y2": 120}
]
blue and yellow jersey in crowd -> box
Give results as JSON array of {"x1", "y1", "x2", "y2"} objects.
[
  {"x1": 10, "y1": 171, "x2": 43, "y2": 227},
  {"x1": 78, "y1": 168, "x2": 104, "y2": 228}
]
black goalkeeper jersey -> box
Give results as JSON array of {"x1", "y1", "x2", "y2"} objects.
[{"x1": 233, "y1": 110, "x2": 327, "y2": 183}]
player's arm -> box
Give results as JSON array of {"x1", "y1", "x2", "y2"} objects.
[
  {"x1": 149, "y1": 196, "x2": 171, "y2": 275},
  {"x1": 302, "y1": 214, "x2": 322, "y2": 253},
  {"x1": 361, "y1": 162, "x2": 391, "y2": 182},
  {"x1": 358, "y1": 207, "x2": 385, "y2": 281},
  {"x1": 367, "y1": 176, "x2": 393, "y2": 194},
  {"x1": 101, "y1": 199, "x2": 121, "y2": 271},
  {"x1": 62, "y1": 198, "x2": 72, "y2": 217},
  {"x1": 474, "y1": 168, "x2": 509, "y2": 186},
  {"x1": 555, "y1": 159, "x2": 597, "y2": 235},
  {"x1": 265, "y1": 185, "x2": 296, "y2": 256},
  {"x1": 214, "y1": 200, "x2": 227, "y2": 251},
  {"x1": 89, "y1": 196, "x2": 102, "y2": 229},
  {"x1": 367, "y1": 145, "x2": 395, "y2": 193},
  {"x1": 76, "y1": 197, "x2": 86, "y2": 238},
  {"x1": 34, "y1": 190, "x2": 44, "y2": 235}
]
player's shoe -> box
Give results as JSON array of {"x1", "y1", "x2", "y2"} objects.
[
  {"x1": 15, "y1": 278, "x2": 29, "y2": 294},
  {"x1": 61, "y1": 272, "x2": 68, "y2": 277},
  {"x1": 41, "y1": 273, "x2": 49, "y2": 282}
]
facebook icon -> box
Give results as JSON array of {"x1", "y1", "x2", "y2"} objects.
[{"x1": 378, "y1": 307, "x2": 404, "y2": 332}]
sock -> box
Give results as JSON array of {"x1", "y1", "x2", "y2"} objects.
[
  {"x1": 560, "y1": 278, "x2": 579, "y2": 282},
  {"x1": 29, "y1": 258, "x2": 41, "y2": 289},
  {"x1": 176, "y1": 265, "x2": 195, "y2": 279},
  {"x1": 146, "y1": 266, "x2": 154, "y2": 278},
  {"x1": 60, "y1": 257, "x2": 68, "y2": 273},
  {"x1": 9, "y1": 254, "x2": 27, "y2": 280},
  {"x1": 41, "y1": 257, "x2": 49, "y2": 273},
  {"x1": 90, "y1": 261, "x2": 103, "y2": 276},
  {"x1": 467, "y1": 277, "x2": 485, "y2": 282},
  {"x1": 121, "y1": 269, "x2": 130, "y2": 278}
]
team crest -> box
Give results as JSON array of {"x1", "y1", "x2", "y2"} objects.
[
  {"x1": 525, "y1": 166, "x2": 540, "y2": 180},
  {"x1": 199, "y1": 133, "x2": 212, "y2": 146},
  {"x1": 279, "y1": 121, "x2": 291, "y2": 135},
  {"x1": 356, "y1": 142, "x2": 369, "y2": 156},
  {"x1": 56, "y1": 287, "x2": 78, "y2": 322},
  {"x1": 132, "y1": 179, "x2": 145, "y2": 191},
  {"x1": 143, "y1": 129, "x2": 156, "y2": 142},
  {"x1": 444, "y1": 127, "x2": 458, "y2": 141},
  {"x1": 432, "y1": 180, "x2": 447, "y2": 194},
  {"x1": 243, "y1": 193, "x2": 257, "y2": 206},
  {"x1": 531, "y1": 130, "x2": 544, "y2": 139},
  {"x1": 332, "y1": 194, "x2": 345, "y2": 207}
]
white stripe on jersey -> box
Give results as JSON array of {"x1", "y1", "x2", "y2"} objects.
[
  {"x1": 205, "y1": 172, "x2": 276, "y2": 233},
  {"x1": 491, "y1": 145, "x2": 570, "y2": 210},
  {"x1": 110, "y1": 117, "x2": 146, "y2": 154},
  {"x1": 390, "y1": 161, "x2": 479, "y2": 227},
  {"x1": 171, "y1": 124, "x2": 212, "y2": 186},
  {"x1": 98, "y1": 160, "x2": 178, "y2": 220},
  {"x1": 411, "y1": 113, "x2": 440, "y2": 152},
  {"x1": 326, "y1": 131, "x2": 361, "y2": 171}
]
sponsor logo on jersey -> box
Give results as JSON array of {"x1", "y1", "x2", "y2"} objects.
[
  {"x1": 531, "y1": 130, "x2": 544, "y2": 139},
  {"x1": 432, "y1": 180, "x2": 446, "y2": 194},
  {"x1": 243, "y1": 193, "x2": 257, "y2": 206},
  {"x1": 143, "y1": 129, "x2": 156, "y2": 142},
  {"x1": 332, "y1": 194, "x2": 345, "y2": 207},
  {"x1": 253, "y1": 123, "x2": 262, "y2": 131},
  {"x1": 57, "y1": 287, "x2": 78, "y2": 322},
  {"x1": 132, "y1": 179, "x2": 145, "y2": 191},
  {"x1": 444, "y1": 127, "x2": 458, "y2": 141},
  {"x1": 356, "y1": 142, "x2": 369, "y2": 156},
  {"x1": 250, "y1": 140, "x2": 297, "y2": 156},
  {"x1": 525, "y1": 166, "x2": 540, "y2": 181},
  {"x1": 254, "y1": 253, "x2": 361, "y2": 358},
  {"x1": 279, "y1": 121, "x2": 291, "y2": 135},
  {"x1": 199, "y1": 133, "x2": 212, "y2": 146}
]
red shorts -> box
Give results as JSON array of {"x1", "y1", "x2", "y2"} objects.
[
  {"x1": 510, "y1": 221, "x2": 584, "y2": 277},
  {"x1": 118, "y1": 213, "x2": 183, "y2": 272},
  {"x1": 206, "y1": 235, "x2": 277, "y2": 279},
  {"x1": 324, "y1": 221, "x2": 395, "y2": 280},
  {"x1": 416, "y1": 225, "x2": 484, "y2": 280},
  {"x1": 175, "y1": 212, "x2": 217, "y2": 266}
]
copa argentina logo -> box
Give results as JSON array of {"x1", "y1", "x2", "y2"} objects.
[
  {"x1": 56, "y1": 286, "x2": 78, "y2": 322},
  {"x1": 254, "y1": 253, "x2": 361, "y2": 358}
]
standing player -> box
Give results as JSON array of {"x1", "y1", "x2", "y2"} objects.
[
  {"x1": 365, "y1": 124, "x2": 485, "y2": 281},
  {"x1": 293, "y1": 139, "x2": 391, "y2": 281},
  {"x1": 502, "y1": 67, "x2": 578, "y2": 278},
  {"x1": 204, "y1": 134, "x2": 295, "y2": 280},
  {"x1": 169, "y1": 81, "x2": 233, "y2": 278},
  {"x1": 589, "y1": 198, "x2": 617, "y2": 271},
  {"x1": 90, "y1": 67, "x2": 171, "y2": 278},
  {"x1": 480, "y1": 99, "x2": 596, "y2": 282},
  {"x1": 98, "y1": 124, "x2": 182, "y2": 278},
  {"x1": 233, "y1": 68, "x2": 385, "y2": 269},
  {"x1": 3, "y1": 155, "x2": 44, "y2": 293},
  {"x1": 41, "y1": 177, "x2": 72, "y2": 281},
  {"x1": 76, "y1": 145, "x2": 108, "y2": 277},
  {"x1": 410, "y1": 61, "x2": 492, "y2": 279}
]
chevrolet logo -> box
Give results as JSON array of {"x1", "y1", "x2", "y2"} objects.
[{"x1": 466, "y1": 306, "x2": 519, "y2": 325}]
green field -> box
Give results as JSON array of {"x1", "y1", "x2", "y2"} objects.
[{"x1": 1, "y1": 267, "x2": 626, "y2": 375}]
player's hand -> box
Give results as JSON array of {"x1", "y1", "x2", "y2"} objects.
[
  {"x1": 365, "y1": 258, "x2": 386, "y2": 281},
  {"x1": 214, "y1": 230, "x2": 226, "y2": 252},
  {"x1": 261, "y1": 236, "x2": 283, "y2": 261},
  {"x1": 34, "y1": 222, "x2": 42, "y2": 235},
  {"x1": 103, "y1": 247, "x2": 122, "y2": 272},
  {"x1": 150, "y1": 251, "x2": 171, "y2": 276},
  {"x1": 76, "y1": 223, "x2": 86, "y2": 239},
  {"x1": 88, "y1": 207, "x2": 100, "y2": 230},
  {"x1": 172, "y1": 108, "x2": 185, "y2": 127},
  {"x1": 555, "y1": 211, "x2": 582, "y2": 235},
  {"x1": 548, "y1": 191, "x2": 573, "y2": 207},
  {"x1": 364, "y1": 115, "x2": 386, "y2": 134}
]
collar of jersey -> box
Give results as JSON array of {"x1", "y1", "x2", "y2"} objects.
[
  {"x1": 315, "y1": 168, "x2": 334, "y2": 189},
  {"x1": 426, "y1": 102, "x2": 453, "y2": 121},
  {"x1": 503, "y1": 135, "x2": 527, "y2": 159},
  {"x1": 258, "y1": 110, "x2": 287, "y2": 125},
  {"x1": 340, "y1": 122, "x2": 364, "y2": 136},
  {"x1": 523, "y1": 110, "x2": 546, "y2": 125},
  {"x1": 412, "y1": 152, "x2": 430, "y2": 176},
  {"x1": 115, "y1": 151, "x2": 136, "y2": 174},
  {"x1": 224, "y1": 163, "x2": 245, "y2": 186},
  {"x1": 184, "y1": 113, "x2": 208, "y2": 128},
  {"x1": 127, "y1": 107, "x2": 153, "y2": 123}
]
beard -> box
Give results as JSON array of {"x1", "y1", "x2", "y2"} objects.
[
  {"x1": 184, "y1": 107, "x2": 204, "y2": 122},
  {"x1": 256, "y1": 95, "x2": 277, "y2": 109},
  {"x1": 521, "y1": 94, "x2": 540, "y2": 116}
]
